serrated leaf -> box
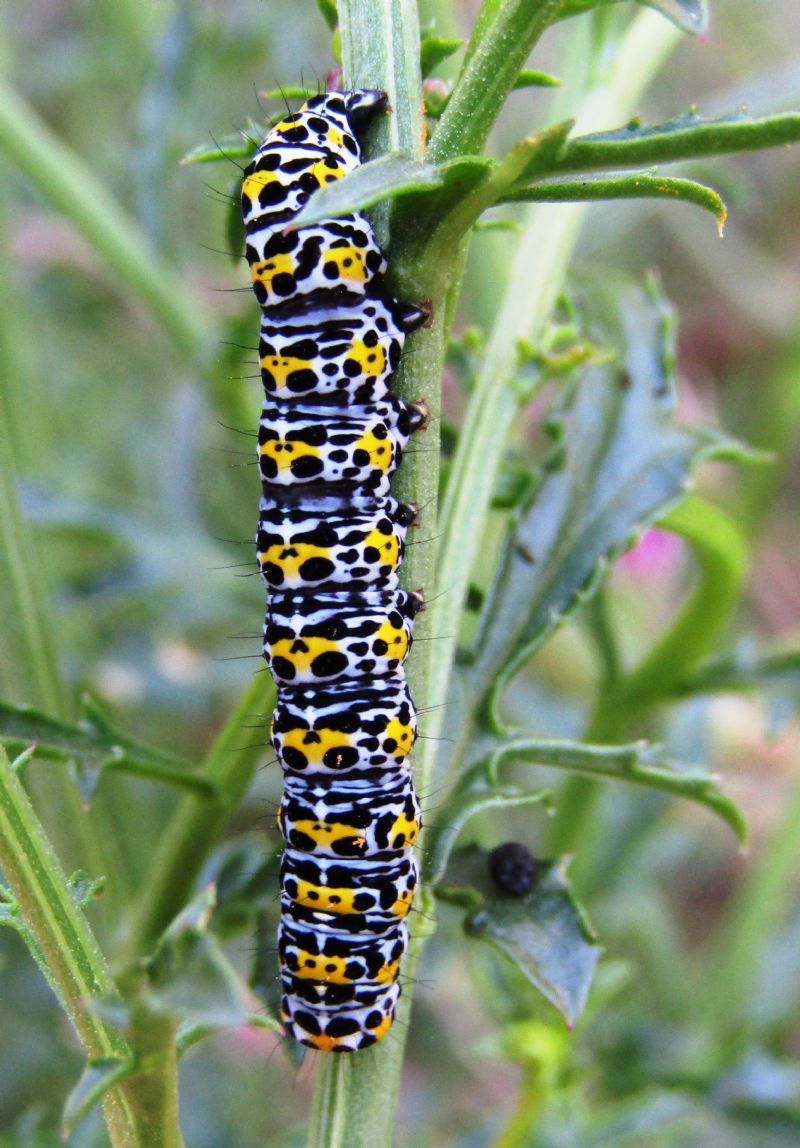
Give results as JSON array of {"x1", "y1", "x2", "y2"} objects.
[
  {"x1": 61, "y1": 1057, "x2": 136, "y2": 1136},
  {"x1": 468, "y1": 281, "x2": 742, "y2": 710},
  {"x1": 0, "y1": 697, "x2": 216, "y2": 804},
  {"x1": 420, "y1": 35, "x2": 463, "y2": 77},
  {"x1": 559, "y1": 109, "x2": 800, "y2": 174},
  {"x1": 426, "y1": 772, "x2": 551, "y2": 884},
  {"x1": 503, "y1": 171, "x2": 727, "y2": 235},
  {"x1": 180, "y1": 129, "x2": 260, "y2": 166},
  {"x1": 441, "y1": 850, "x2": 600, "y2": 1027},
  {"x1": 483, "y1": 736, "x2": 746, "y2": 842},
  {"x1": 147, "y1": 887, "x2": 252, "y2": 1027},
  {"x1": 290, "y1": 152, "x2": 444, "y2": 228}
]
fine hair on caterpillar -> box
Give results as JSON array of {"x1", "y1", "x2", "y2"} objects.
[{"x1": 239, "y1": 88, "x2": 427, "y2": 1053}]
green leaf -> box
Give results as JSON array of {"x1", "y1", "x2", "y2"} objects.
[
  {"x1": 483, "y1": 736, "x2": 746, "y2": 843},
  {"x1": 514, "y1": 68, "x2": 561, "y2": 89},
  {"x1": 468, "y1": 280, "x2": 745, "y2": 711},
  {"x1": 426, "y1": 770, "x2": 552, "y2": 883},
  {"x1": 420, "y1": 35, "x2": 462, "y2": 77},
  {"x1": 503, "y1": 171, "x2": 727, "y2": 235},
  {"x1": 674, "y1": 645, "x2": 800, "y2": 699},
  {"x1": 316, "y1": 0, "x2": 338, "y2": 30},
  {"x1": 0, "y1": 696, "x2": 217, "y2": 803},
  {"x1": 640, "y1": 0, "x2": 707, "y2": 32},
  {"x1": 176, "y1": 1012, "x2": 281, "y2": 1058},
  {"x1": 146, "y1": 887, "x2": 252, "y2": 1027},
  {"x1": 290, "y1": 152, "x2": 444, "y2": 228},
  {"x1": 179, "y1": 128, "x2": 260, "y2": 166},
  {"x1": 558, "y1": 109, "x2": 800, "y2": 175},
  {"x1": 207, "y1": 838, "x2": 279, "y2": 938},
  {"x1": 557, "y1": 0, "x2": 707, "y2": 34},
  {"x1": 67, "y1": 871, "x2": 107, "y2": 910},
  {"x1": 62, "y1": 1057, "x2": 137, "y2": 1137},
  {"x1": 440, "y1": 850, "x2": 600, "y2": 1028}
]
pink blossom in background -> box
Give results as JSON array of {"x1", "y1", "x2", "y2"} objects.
[{"x1": 618, "y1": 527, "x2": 685, "y2": 581}]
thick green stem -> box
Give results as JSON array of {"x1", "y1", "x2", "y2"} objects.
[
  {"x1": 0, "y1": 748, "x2": 137, "y2": 1146},
  {"x1": 308, "y1": 5, "x2": 442, "y2": 1147}
]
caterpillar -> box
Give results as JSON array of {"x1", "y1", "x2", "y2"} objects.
[{"x1": 240, "y1": 89, "x2": 427, "y2": 1052}]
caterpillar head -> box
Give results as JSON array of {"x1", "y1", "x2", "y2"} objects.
[{"x1": 343, "y1": 89, "x2": 389, "y2": 139}]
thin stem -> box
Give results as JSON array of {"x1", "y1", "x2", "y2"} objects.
[
  {"x1": 547, "y1": 496, "x2": 748, "y2": 854},
  {"x1": 122, "y1": 670, "x2": 275, "y2": 958},
  {"x1": 700, "y1": 775, "x2": 800, "y2": 1028},
  {"x1": 0, "y1": 76, "x2": 212, "y2": 365},
  {"x1": 428, "y1": 0, "x2": 564, "y2": 163}
]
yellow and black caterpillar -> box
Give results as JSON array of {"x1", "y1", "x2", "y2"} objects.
[{"x1": 241, "y1": 90, "x2": 426, "y2": 1052}]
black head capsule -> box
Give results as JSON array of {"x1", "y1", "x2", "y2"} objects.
[
  {"x1": 398, "y1": 301, "x2": 431, "y2": 333},
  {"x1": 344, "y1": 89, "x2": 389, "y2": 140}
]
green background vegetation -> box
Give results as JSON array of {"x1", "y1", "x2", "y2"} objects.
[{"x1": 1, "y1": 1, "x2": 800, "y2": 1145}]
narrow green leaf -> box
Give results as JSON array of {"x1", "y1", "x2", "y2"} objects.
[
  {"x1": 62, "y1": 1057, "x2": 137, "y2": 1137},
  {"x1": 180, "y1": 129, "x2": 260, "y2": 166},
  {"x1": 440, "y1": 850, "x2": 600, "y2": 1028},
  {"x1": 558, "y1": 109, "x2": 800, "y2": 175},
  {"x1": 146, "y1": 887, "x2": 252, "y2": 1027},
  {"x1": 514, "y1": 68, "x2": 561, "y2": 89},
  {"x1": 468, "y1": 282, "x2": 742, "y2": 710},
  {"x1": 485, "y1": 736, "x2": 746, "y2": 842},
  {"x1": 503, "y1": 171, "x2": 728, "y2": 234},
  {"x1": 316, "y1": 0, "x2": 339, "y2": 30},
  {"x1": 176, "y1": 1013, "x2": 281, "y2": 1058},
  {"x1": 640, "y1": 0, "x2": 707, "y2": 32},
  {"x1": 290, "y1": 152, "x2": 444, "y2": 228},
  {"x1": 0, "y1": 697, "x2": 216, "y2": 802},
  {"x1": 674, "y1": 646, "x2": 800, "y2": 698},
  {"x1": 420, "y1": 35, "x2": 463, "y2": 77},
  {"x1": 557, "y1": 0, "x2": 708, "y2": 35}
]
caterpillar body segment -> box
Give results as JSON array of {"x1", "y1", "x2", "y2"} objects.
[{"x1": 242, "y1": 89, "x2": 425, "y2": 1051}]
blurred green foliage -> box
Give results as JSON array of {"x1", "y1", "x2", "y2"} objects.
[{"x1": 0, "y1": 1, "x2": 799, "y2": 1146}]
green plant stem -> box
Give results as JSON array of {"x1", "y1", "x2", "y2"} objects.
[
  {"x1": 0, "y1": 748, "x2": 136, "y2": 1146},
  {"x1": 0, "y1": 189, "x2": 110, "y2": 886},
  {"x1": 428, "y1": 0, "x2": 564, "y2": 162},
  {"x1": 547, "y1": 496, "x2": 747, "y2": 854},
  {"x1": 700, "y1": 775, "x2": 800, "y2": 1028},
  {"x1": 122, "y1": 670, "x2": 275, "y2": 958},
  {"x1": 309, "y1": 5, "x2": 442, "y2": 1148},
  {"x1": 0, "y1": 76, "x2": 212, "y2": 365},
  {"x1": 428, "y1": 10, "x2": 683, "y2": 761}
]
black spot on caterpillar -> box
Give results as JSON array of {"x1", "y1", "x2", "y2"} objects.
[{"x1": 240, "y1": 89, "x2": 426, "y2": 1052}]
